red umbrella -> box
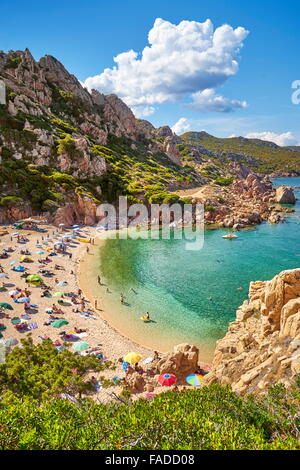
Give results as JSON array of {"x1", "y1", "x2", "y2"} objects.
[{"x1": 158, "y1": 373, "x2": 176, "y2": 387}]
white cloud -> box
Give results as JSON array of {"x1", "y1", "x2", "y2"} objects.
[
  {"x1": 245, "y1": 131, "x2": 300, "y2": 147},
  {"x1": 84, "y1": 18, "x2": 249, "y2": 117},
  {"x1": 131, "y1": 105, "x2": 156, "y2": 117},
  {"x1": 171, "y1": 117, "x2": 191, "y2": 135},
  {"x1": 186, "y1": 89, "x2": 248, "y2": 112}
]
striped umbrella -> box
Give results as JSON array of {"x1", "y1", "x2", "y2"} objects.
[
  {"x1": 158, "y1": 373, "x2": 176, "y2": 387},
  {"x1": 186, "y1": 374, "x2": 204, "y2": 387}
]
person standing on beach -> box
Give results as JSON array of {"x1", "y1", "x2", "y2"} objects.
[
  {"x1": 97, "y1": 275, "x2": 101, "y2": 285},
  {"x1": 120, "y1": 293, "x2": 125, "y2": 304},
  {"x1": 86, "y1": 246, "x2": 89, "y2": 253},
  {"x1": 94, "y1": 299, "x2": 98, "y2": 309}
]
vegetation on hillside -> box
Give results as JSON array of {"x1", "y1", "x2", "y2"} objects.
[
  {"x1": 180, "y1": 132, "x2": 300, "y2": 174},
  {"x1": 0, "y1": 339, "x2": 299, "y2": 450}
]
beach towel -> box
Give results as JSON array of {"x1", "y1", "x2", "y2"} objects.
[{"x1": 74, "y1": 332, "x2": 88, "y2": 338}]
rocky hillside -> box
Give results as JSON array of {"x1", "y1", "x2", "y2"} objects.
[
  {"x1": 204, "y1": 269, "x2": 300, "y2": 394},
  {"x1": 0, "y1": 49, "x2": 205, "y2": 224},
  {"x1": 180, "y1": 131, "x2": 300, "y2": 175},
  {"x1": 0, "y1": 49, "x2": 298, "y2": 225}
]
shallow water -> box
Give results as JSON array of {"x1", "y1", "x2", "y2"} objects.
[{"x1": 97, "y1": 177, "x2": 300, "y2": 361}]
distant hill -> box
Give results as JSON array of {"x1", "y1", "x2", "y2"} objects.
[{"x1": 180, "y1": 132, "x2": 300, "y2": 174}]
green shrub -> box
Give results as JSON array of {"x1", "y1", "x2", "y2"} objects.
[{"x1": 214, "y1": 177, "x2": 234, "y2": 186}]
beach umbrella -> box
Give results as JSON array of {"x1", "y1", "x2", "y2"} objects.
[
  {"x1": 36, "y1": 251, "x2": 44, "y2": 255},
  {"x1": 9, "y1": 261, "x2": 16, "y2": 266},
  {"x1": 123, "y1": 352, "x2": 142, "y2": 365},
  {"x1": 52, "y1": 291, "x2": 64, "y2": 297},
  {"x1": 16, "y1": 297, "x2": 30, "y2": 303},
  {"x1": 11, "y1": 317, "x2": 21, "y2": 325},
  {"x1": 57, "y1": 281, "x2": 68, "y2": 287},
  {"x1": 0, "y1": 273, "x2": 8, "y2": 278},
  {"x1": 0, "y1": 302, "x2": 14, "y2": 310},
  {"x1": 73, "y1": 341, "x2": 90, "y2": 352},
  {"x1": 72, "y1": 224, "x2": 79, "y2": 228},
  {"x1": 26, "y1": 274, "x2": 43, "y2": 283},
  {"x1": 122, "y1": 361, "x2": 129, "y2": 372},
  {"x1": 51, "y1": 319, "x2": 69, "y2": 328},
  {"x1": 13, "y1": 266, "x2": 26, "y2": 272},
  {"x1": 9, "y1": 290, "x2": 19, "y2": 296},
  {"x1": 12, "y1": 232, "x2": 19, "y2": 236},
  {"x1": 158, "y1": 373, "x2": 176, "y2": 387},
  {"x1": 20, "y1": 255, "x2": 32, "y2": 262},
  {"x1": 186, "y1": 374, "x2": 204, "y2": 387}
]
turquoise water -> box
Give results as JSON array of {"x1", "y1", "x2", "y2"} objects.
[{"x1": 99, "y1": 178, "x2": 300, "y2": 358}]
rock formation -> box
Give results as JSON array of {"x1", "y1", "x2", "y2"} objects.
[
  {"x1": 275, "y1": 186, "x2": 296, "y2": 204},
  {"x1": 204, "y1": 269, "x2": 300, "y2": 394}
]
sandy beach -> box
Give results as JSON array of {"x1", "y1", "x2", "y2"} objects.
[{"x1": 0, "y1": 223, "x2": 211, "y2": 402}]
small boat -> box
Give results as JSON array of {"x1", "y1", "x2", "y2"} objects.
[{"x1": 222, "y1": 233, "x2": 238, "y2": 239}]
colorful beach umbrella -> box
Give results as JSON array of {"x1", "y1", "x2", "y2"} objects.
[
  {"x1": 123, "y1": 352, "x2": 142, "y2": 365},
  {"x1": 158, "y1": 373, "x2": 176, "y2": 387},
  {"x1": 51, "y1": 319, "x2": 69, "y2": 328},
  {"x1": 15, "y1": 297, "x2": 30, "y2": 303},
  {"x1": 52, "y1": 291, "x2": 64, "y2": 297},
  {"x1": 186, "y1": 374, "x2": 204, "y2": 387},
  {"x1": 26, "y1": 274, "x2": 43, "y2": 282},
  {"x1": 20, "y1": 255, "x2": 32, "y2": 262},
  {"x1": 13, "y1": 266, "x2": 26, "y2": 272},
  {"x1": 0, "y1": 302, "x2": 14, "y2": 310},
  {"x1": 9, "y1": 290, "x2": 19, "y2": 296},
  {"x1": 73, "y1": 341, "x2": 90, "y2": 351},
  {"x1": 57, "y1": 281, "x2": 68, "y2": 287},
  {"x1": 36, "y1": 251, "x2": 44, "y2": 255}
]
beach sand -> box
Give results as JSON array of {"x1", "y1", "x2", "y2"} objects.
[{"x1": 0, "y1": 223, "x2": 210, "y2": 402}]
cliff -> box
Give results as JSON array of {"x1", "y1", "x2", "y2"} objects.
[
  {"x1": 204, "y1": 269, "x2": 300, "y2": 394},
  {"x1": 0, "y1": 48, "x2": 297, "y2": 226}
]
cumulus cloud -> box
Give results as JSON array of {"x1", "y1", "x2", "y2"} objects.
[
  {"x1": 186, "y1": 89, "x2": 248, "y2": 112},
  {"x1": 245, "y1": 131, "x2": 300, "y2": 147},
  {"x1": 171, "y1": 117, "x2": 191, "y2": 135},
  {"x1": 131, "y1": 105, "x2": 156, "y2": 117},
  {"x1": 84, "y1": 18, "x2": 249, "y2": 117}
]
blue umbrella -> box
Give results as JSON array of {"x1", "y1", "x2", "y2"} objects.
[
  {"x1": 13, "y1": 266, "x2": 26, "y2": 272},
  {"x1": 122, "y1": 361, "x2": 129, "y2": 372},
  {"x1": 15, "y1": 297, "x2": 31, "y2": 303}
]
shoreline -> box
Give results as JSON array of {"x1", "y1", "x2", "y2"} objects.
[{"x1": 77, "y1": 231, "x2": 213, "y2": 366}]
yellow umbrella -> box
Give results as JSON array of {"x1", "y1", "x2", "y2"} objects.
[
  {"x1": 20, "y1": 255, "x2": 32, "y2": 262},
  {"x1": 124, "y1": 352, "x2": 142, "y2": 365}
]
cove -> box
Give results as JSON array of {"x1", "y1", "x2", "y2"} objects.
[{"x1": 97, "y1": 178, "x2": 300, "y2": 361}]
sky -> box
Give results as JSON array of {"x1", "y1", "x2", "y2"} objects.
[{"x1": 1, "y1": 0, "x2": 300, "y2": 145}]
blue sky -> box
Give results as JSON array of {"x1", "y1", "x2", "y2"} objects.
[{"x1": 1, "y1": 0, "x2": 299, "y2": 144}]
